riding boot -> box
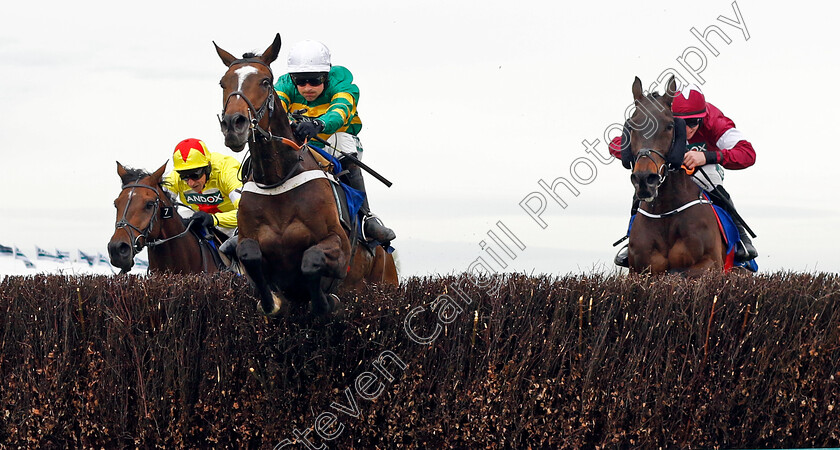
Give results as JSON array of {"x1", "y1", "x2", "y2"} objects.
[
  {"x1": 614, "y1": 198, "x2": 640, "y2": 268},
  {"x1": 217, "y1": 234, "x2": 241, "y2": 272},
  {"x1": 219, "y1": 235, "x2": 238, "y2": 261},
  {"x1": 735, "y1": 224, "x2": 758, "y2": 263},
  {"x1": 707, "y1": 185, "x2": 758, "y2": 262},
  {"x1": 341, "y1": 164, "x2": 396, "y2": 244}
]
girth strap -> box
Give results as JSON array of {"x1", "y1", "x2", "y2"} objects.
[
  {"x1": 242, "y1": 170, "x2": 337, "y2": 196},
  {"x1": 636, "y1": 198, "x2": 712, "y2": 219}
]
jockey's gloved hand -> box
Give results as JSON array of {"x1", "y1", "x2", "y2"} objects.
[
  {"x1": 188, "y1": 211, "x2": 215, "y2": 228},
  {"x1": 294, "y1": 119, "x2": 324, "y2": 141}
]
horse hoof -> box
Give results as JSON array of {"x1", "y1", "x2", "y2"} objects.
[{"x1": 257, "y1": 293, "x2": 284, "y2": 316}]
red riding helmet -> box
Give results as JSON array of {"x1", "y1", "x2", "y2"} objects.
[
  {"x1": 173, "y1": 138, "x2": 211, "y2": 172},
  {"x1": 672, "y1": 84, "x2": 707, "y2": 119}
]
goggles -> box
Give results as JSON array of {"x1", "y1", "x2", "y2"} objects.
[
  {"x1": 178, "y1": 168, "x2": 207, "y2": 181},
  {"x1": 684, "y1": 118, "x2": 703, "y2": 128},
  {"x1": 291, "y1": 73, "x2": 327, "y2": 87}
]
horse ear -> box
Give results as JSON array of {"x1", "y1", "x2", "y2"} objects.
[
  {"x1": 150, "y1": 162, "x2": 168, "y2": 184},
  {"x1": 214, "y1": 41, "x2": 237, "y2": 67},
  {"x1": 117, "y1": 161, "x2": 132, "y2": 185},
  {"x1": 261, "y1": 33, "x2": 282, "y2": 65},
  {"x1": 663, "y1": 75, "x2": 677, "y2": 107},
  {"x1": 632, "y1": 77, "x2": 644, "y2": 103}
]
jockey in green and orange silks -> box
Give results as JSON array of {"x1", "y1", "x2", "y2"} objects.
[{"x1": 274, "y1": 40, "x2": 395, "y2": 244}]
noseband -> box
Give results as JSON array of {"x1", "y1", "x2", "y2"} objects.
[
  {"x1": 633, "y1": 148, "x2": 669, "y2": 185},
  {"x1": 114, "y1": 183, "x2": 175, "y2": 254}
]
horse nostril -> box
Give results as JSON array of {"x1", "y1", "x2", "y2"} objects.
[
  {"x1": 233, "y1": 114, "x2": 249, "y2": 133},
  {"x1": 221, "y1": 113, "x2": 249, "y2": 134},
  {"x1": 108, "y1": 241, "x2": 131, "y2": 257},
  {"x1": 646, "y1": 174, "x2": 660, "y2": 186}
]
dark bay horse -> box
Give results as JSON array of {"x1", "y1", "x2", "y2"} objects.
[
  {"x1": 108, "y1": 162, "x2": 219, "y2": 274},
  {"x1": 624, "y1": 76, "x2": 725, "y2": 275},
  {"x1": 214, "y1": 34, "x2": 398, "y2": 316}
]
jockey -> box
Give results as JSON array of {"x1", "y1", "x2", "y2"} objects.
[
  {"x1": 610, "y1": 84, "x2": 758, "y2": 267},
  {"x1": 273, "y1": 40, "x2": 396, "y2": 245},
  {"x1": 164, "y1": 138, "x2": 242, "y2": 241}
]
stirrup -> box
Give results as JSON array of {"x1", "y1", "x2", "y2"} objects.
[
  {"x1": 735, "y1": 241, "x2": 758, "y2": 263},
  {"x1": 361, "y1": 213, "x2": 395, "y2": 243},
  {"x1": 614, "y1": 244, "x2": 629, "y2": 268}
]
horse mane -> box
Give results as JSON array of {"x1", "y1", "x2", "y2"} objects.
[
  {"x1": 121, "y1": 166, "x2": 151, "y2": 184},
  {"x1": 242, "y1": 51, "x2": 259, "y2": 58},
  {"x1": 121, "y1": 166, "x2": 175, "y2": 201}
]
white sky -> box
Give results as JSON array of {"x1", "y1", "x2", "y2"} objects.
[{"x1": 2, "y1": 0, "x2": 839, "y2": 276}]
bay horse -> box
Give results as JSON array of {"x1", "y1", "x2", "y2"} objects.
[
  {"x1": 623, "y1": 76, "x2": 726, "y2": 275},
  {"x1": 108, "y1": 162, "x2": 219, "y2": 274},
  {"x1": 214, "y1": 34, "x2": 398, "y2": 316}
]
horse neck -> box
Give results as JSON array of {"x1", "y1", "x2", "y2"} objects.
[
  {"x1": 646, "y1": 169, "x2": 701, "y2": 214},
  {"x1": 249, "y1": 95, "x2": 302, "y2": 184},
  {"x1": 148, "y1": 205, "x2": 206, "y2": 273}
]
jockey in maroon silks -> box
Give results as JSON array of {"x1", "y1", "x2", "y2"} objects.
[{"x1": 610, "y1": 84, "x2": 758, "y2": 267}]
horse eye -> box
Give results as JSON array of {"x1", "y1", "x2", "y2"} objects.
[
  {"x1": 666, "y1": 123, "x2": 674, "y2": 131},
  {"x1": 262, "y1": 79, "x2": 271, "y2": 88},
  {"x1": 146, "y1": 201, "x2": 156, "y2": 209}
]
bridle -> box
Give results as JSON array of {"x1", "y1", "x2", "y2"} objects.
[
  {"x1": 218, "y1": 58, "x2": 303, "y2": 188},
  {"x1": 633, "y1": 147, "x2": 669, "y2": 185},
  {"x1": 218, "y1": 58, "x2": 299, "y2": 147},
  {"x1": 114, "y1": 183, "x2": 184, "y2": 254}
]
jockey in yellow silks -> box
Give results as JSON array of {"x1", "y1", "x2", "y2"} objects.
[{"x1": 164, "y1": 138, "x2": 242, "y2": 238}]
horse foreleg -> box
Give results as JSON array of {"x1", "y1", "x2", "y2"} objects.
[
  {"x1": 301, "y1": 234, "x2": 346, "y2": 315},
  {"x1": 683, "y1": 257, "x2": 720, "y2": 277},
  {"x1": 237, "y1": 238, "x2": 283, "y2": 316}
]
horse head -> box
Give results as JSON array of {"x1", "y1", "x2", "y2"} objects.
[
  {"x1": 628, "y1": 76, "x2": 681, "y2": 203},
  {"x1": 214, "y1": 34, "x2": 290, "y2": 152},
  {"x1": 108, "y1": 161, "x2": 171, "y2": 272}
]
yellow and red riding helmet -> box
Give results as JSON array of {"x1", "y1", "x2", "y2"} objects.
[
  {"x1": 172, "y1": 138, "x2": 211, "y2": 172},
  {"x1": 672, "y1": 84, "x2": 707, "y2": 119}
]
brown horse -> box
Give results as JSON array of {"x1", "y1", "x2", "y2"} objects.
[
  {"x1": 625, "y1": 76, "x2": 725, "y2": 275},
  {"x1": 214, "y1": 34, "x2": 397, "y2": 316},
  {"x1": 108, "y1": 162, "x2": 219, "y2": 274}
]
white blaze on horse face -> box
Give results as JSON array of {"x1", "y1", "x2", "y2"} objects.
[{"x1": 234, "y1": 66, "x2": 259, "y2": 92}]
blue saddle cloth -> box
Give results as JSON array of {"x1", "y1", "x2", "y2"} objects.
[
  {"x1": 712, "y1": 204, "x2": 739, "y2": 256},
  {"x1": 711, "y1": 203, "x2": 758, "y2": 272}
]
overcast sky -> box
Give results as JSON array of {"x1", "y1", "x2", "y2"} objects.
[{"x1": 2, "y1": 0, "x2": 839, "y2": 276}]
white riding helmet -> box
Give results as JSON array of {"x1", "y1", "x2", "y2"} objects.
[{"x1": 287, "y1": 40, "x2": 331, "y2": 73}]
